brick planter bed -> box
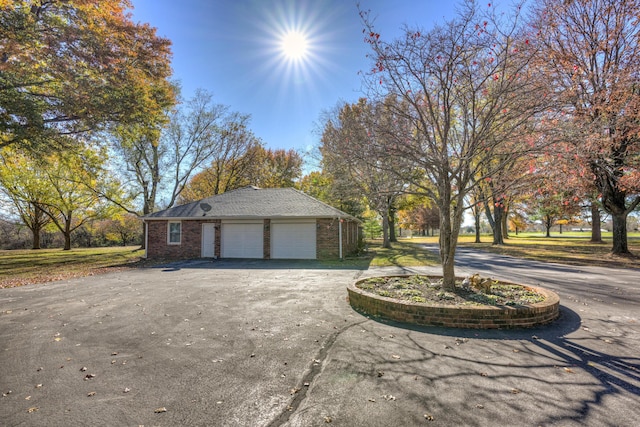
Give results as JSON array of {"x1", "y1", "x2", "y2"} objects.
[{"x1": 348, "y1": 276, "x2": 560, "y2": 329}]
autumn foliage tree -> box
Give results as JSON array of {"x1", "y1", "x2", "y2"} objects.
[
  {"x1": 0, "y1": 144, "x2": 115, "y2": 250},
  {"x1": 178, "y1": 143, "x2": 303, "y2": 204},
  {"x1": 0, "y1": 147, "x2": 51, "y2": 248},
  {"x1": 296, "y1": 170, "x2": 366, "y2": 218},
  {"x1": 533, "y1": 0, "x2": 640, "y2": 254},
  {"x1": 0, "y1": 0, "x2": 175, "y2": 153},
  {"x1": 360, "y1": 1, "x2": 548, "y2": 289},
  {"x1": 320, "y1": 98, "x2": 409, "y2": 248}
]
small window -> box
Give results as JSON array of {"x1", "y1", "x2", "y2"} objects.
[{"x1": 168, "y1": 221, "x2": 181, "y2": 244}]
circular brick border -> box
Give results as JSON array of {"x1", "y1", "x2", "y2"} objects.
[{"x1": 348, "y1": 275, "x2": 560, "y2": 329}]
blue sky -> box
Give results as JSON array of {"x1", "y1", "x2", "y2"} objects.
[{"x1": 130, "y1": 0, "x2": 459, "y2": 157}]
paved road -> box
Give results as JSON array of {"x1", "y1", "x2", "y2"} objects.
[
  {"x1": 1, "y1": 252, "x2": 639, "y2": 426},
  {"x1": 421, "y1": 243, "x2": 640, "y2": 307}
]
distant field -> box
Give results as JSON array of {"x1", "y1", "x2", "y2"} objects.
[{"x1": 0, "y1": 246, "x2": 147, "y2": 288}]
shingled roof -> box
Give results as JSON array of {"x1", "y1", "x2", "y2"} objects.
[{"x1": 144, "y1": 186, "x2": 359, "y2": 221}]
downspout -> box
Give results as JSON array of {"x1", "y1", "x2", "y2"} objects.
[
  {"x1": 339, "y1": 218, "x2": 343, "y2": 259},
  {"x1": 144, "y1": 221, "x2": 148, "y2": 258}
]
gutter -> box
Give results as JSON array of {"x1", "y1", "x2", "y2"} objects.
[
  {"x1": 143, "y1": 220, "x2": 148, "y2": 259},
  {"x1": 339, "y1": 218, "x2": 343, "y2": 259}
]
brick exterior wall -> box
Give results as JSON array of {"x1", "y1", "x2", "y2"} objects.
[
  {"x1": 146, "y1": 217, "x2": 361, "y2": 260},
  {"x1": 316, "y1": 218, "x2": 361, "y2": 259},
  {"x1": 263, "y1": 219, "x2": 271, "y2": 259},
  {"x1": 146, "y1": 219, "x2": 221, "y2": 259}
]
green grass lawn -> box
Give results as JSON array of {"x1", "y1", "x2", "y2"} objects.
[
  {"x1": 355, "y1": 239, "x2": 440, "y2": 267},
  {"x1": 0, "y1": 246, "x2": 146, "y2": 288}
]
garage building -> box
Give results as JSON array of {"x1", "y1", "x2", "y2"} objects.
[{"x1": 143, "y1": 186, "x2": 361, "y2": 260}]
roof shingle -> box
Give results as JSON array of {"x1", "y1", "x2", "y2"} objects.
[{"x1": 144, "y1": 186, "x2": 358, "y2": 221}]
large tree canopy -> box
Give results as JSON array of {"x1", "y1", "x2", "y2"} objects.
[
  {"x1": 0, "y1": 0, "x2": 175, "y2": 152},
  {"x1": 533, "y1": 0, "x2": 640, "y2": 254}
]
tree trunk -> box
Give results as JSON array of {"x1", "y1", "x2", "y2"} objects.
[
  {"x1": 474, "y1": 208, "x2": 481, "y2": 243},
  {"x1": 501, "y1": 204, "x2": 509, "y2": 240},
  {"x1": 492, "y1": 204, "x2": 504, "y2": 245},
  {"x1": 381, "y1": 212, "x2": 391, "y2": 249},
  {"x1": 438, "y1": 198, "x2": 463, "y2": 291},
  {"x1": 63, "y1": 216, "x2": 72, "y2": 251},
  {"x1": 32, "y1": 223, "x2": 41, "y2": 249},
  {"x1": 388, "y1": 205, "x2": 397, "y2": 243},
  {"x1": 439, "y1": 213, "x2": 456, "y2": 290},
  {"x1": 590, "y1": 202, "x2": 602, "y2": 243},
  {"x1": 611, "y1": 212, "x2": 629, "y2": 254},
  {"x1": 545, "y1": 215, "x2": 552, "y2": 237},
  {"x1": 30, "y1": 204, "x2": 46, "y2": 249}
]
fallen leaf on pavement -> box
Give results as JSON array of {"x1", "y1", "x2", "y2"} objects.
[
  {"x1": 27, "y1": 407, "x2": 38, "y2": 413},
  {"x1": 87, "y1": 392, "x2": 96, "y2": 397},
  {"x1": 324, "y1": 416, "x2": 332, "y2": 423},
  {"x1": 154, "y1": 407, "x2": 167, "y2": 413},
  {"x1": 564, "y1": 367, "x2": 574, "y2": 373},
  {"x1": 391, "y1": 355, "x2": 400, "y2": 359},
  {"x1": 424, "y1": 413, "x2": 434, "y2": 421}
]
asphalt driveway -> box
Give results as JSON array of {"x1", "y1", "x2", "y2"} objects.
[{"x1": 1, "y1": 256, "x2": 639, "y2": 426}]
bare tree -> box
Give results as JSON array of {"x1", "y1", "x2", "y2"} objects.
[
  {"x1": 112, "y1": 89, "x2": 252, "y2": 215},
  {"x1": 360, "y1": 1, "x2": 548, "y2": 289}
]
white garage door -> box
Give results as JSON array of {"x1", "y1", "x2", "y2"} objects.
[
  {"x1": 221, "y1": 221, "x2": 264, "y2": 258},
  {"x1": 271, "y1": 221, "x2": 316, "y2": 259}
]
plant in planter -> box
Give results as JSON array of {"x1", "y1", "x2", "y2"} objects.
[{"x1": 348, "y1": 274, "x2": 560, "y2": 329}]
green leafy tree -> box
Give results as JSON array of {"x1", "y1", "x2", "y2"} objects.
[
  {"x1": 0, "y1": 147, "x2": 51, "y2": 248},
  {"x1": 296, "y1": 170, "x2": 366, "y2": 218},
  {"x1": 320, "y1": 98, "x2": 409, "y2": 248},
  {"x1": 38, "y1": 147, "x2": 116, "y2": 250},
  {"x1": 0, "y1": 0, "x2": 175, "y2": 153}
]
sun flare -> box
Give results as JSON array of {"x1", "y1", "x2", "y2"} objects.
[{"x1": 281, "y1": 31, "x2": 308, "y2": 60}]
